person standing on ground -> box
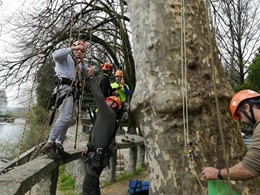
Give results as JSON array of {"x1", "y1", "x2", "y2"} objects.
[
  {"x1": 202, "y1": 89, "x2": 260, "y2": 181},
  {"x1": 41, "y1": 40, "x2": 88, "y2": 160},
  {"x1": 82, "y1": 66, "x2": 122, "y2": 195}
]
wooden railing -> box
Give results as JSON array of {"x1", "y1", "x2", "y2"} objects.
[{"x1": 0, "y1": 133, "x2": 145, "y2": 195}]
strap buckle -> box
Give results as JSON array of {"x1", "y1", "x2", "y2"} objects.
[{"x1": 96, "y1": 147, "x2": 103, "y2": 155}]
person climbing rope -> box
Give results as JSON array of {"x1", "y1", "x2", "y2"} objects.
[
  {"x1": 202, "y1": 89, "x2": 260, "y2": 181},
  {"x1": 99, "y1": 63, "x2": 116, "y2": 99},
  {"x1": 82, "y1": 66, "x2": 123, "y2": 195},
  {"x1": 41, "y1": 40, "x2": 88, "y2": 160}
]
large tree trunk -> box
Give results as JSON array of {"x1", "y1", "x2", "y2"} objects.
[{"x1": 127, "y1": 0, "x2": 257, "y2": 194}]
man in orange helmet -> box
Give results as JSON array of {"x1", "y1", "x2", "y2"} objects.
[
  {"x1": 202, "y1": 89, "x2": 260, "y2": 181},
  {"x1": 111, "y1": 70, "x2": 131, "y2": 104},
  {"x1": 99, "y1": 63, "x2": 116, "y2": 99},
  {"x1": 82, "y1": 66, "x2": 122, "y2": 195},
  {"x1": 41, "y1": 40, "x2": 88, "y2": 160}
]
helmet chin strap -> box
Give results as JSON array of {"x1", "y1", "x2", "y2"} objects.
[
  {"x1": 109, "y1": 101, "x2": 118, "y2": 111},
  {"x1": 240, "y1": 105, "x2": 256, "y2": 126}
]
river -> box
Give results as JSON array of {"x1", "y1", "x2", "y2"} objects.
[{"x1": 0, "y1": 118, "x2": 25, "y2": 169}]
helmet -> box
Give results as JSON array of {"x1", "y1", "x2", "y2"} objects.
[
  {"x1": 115, "y1": 70, "x2": 124, "y2": 77},
  {"x1": 106, "y1": 96, "x2": 122, "y2": 111},
  {"x1": 230, "y1": 89, "x2": 260, "y2": 119},
  {"x1": 101, "y1": 63, "x2": 113, "y2": 71}
]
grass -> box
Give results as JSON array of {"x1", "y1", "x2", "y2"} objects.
[
  {"x1": 58, "y1": 165, "x2": 75, "y2": 192},
  {"x1": 57, "y1": 164, "x2": 148, "y2": 194}
]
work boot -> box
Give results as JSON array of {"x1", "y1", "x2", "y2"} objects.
[
  {"x1": 55, "y1": 143, "x2": 71, "y2": 159},
  {"x1": 41, "y1": 142, "x2": 62, "y2": 160}
]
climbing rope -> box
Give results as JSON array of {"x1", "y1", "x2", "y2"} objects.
[
  {"x1": 15, "y1": 4, "x2": 51, "y2": 165},
  {"x1": 69, "y1": 0, "x2": 74, "y2": 46},
  {"x1": 180, "y1": 0, "x2": 189, "y2": 146},
  {"x1": 180, "y1": 1, "x2": 207, "y2": 194},
  {"x1": 205, "y1": 0, "x2": 232, "y2": 194},
  {"x1": 16, "y1": 70, "x2": 39, "y2": 167},
  {"x1": 73, "y1": 0, "x2": 88, "y2": 149}
]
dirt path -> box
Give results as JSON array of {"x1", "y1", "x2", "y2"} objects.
[{"x1": 100, "y1": 171, "x2": 148, "y2": 195}]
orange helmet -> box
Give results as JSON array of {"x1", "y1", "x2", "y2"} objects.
[
  {"x1": 230, "y1": 89, "x2": 260, "y2": 119},
  {"x1": 106, "y1": 96, "x2": 122, "y2": 111},
  {"x1": 115, "y1": 70, "x2": 124, "y2": 77},
  {"x1": 101, "y1": 63, "x2": 113, "y2": 71}
]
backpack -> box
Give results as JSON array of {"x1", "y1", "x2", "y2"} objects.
[{"x1": 128, "y1": 180, "x2": 149, "y2": 195}]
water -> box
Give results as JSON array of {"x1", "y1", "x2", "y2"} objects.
[{"x1": 0, "y1": 118, "x2": 25, "y2": 169}]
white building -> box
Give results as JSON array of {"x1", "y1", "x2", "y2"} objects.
[{"x1": 0, "y1": 90, "x2": 7, "y2": 116}]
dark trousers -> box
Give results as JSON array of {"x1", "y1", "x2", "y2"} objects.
[{"x1": 83, "y1": 158, "x2": 104, "y2": 195}]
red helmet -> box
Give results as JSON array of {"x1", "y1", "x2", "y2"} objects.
[
  {"x1": 230, "y1": 89, "x2": 260, "y2": 119},
  {"x1": 106, "y1": 96, "x2": 122, "y2": 111},
  {"x1": 101, "y1": 63, "x2": 113, "y2": 71},
  {"x1": 115, "y1": 70, "x2": 124, "y2": 77}
]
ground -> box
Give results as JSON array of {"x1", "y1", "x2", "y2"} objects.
[{"x1": 100, "y1": 170, "x2": 148, "y2": 195}]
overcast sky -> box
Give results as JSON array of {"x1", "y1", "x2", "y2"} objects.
[{"x1": 0, "y1": 0, "x2": 30, "y2": 107}]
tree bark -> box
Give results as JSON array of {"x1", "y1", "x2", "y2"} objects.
[{"x1": 127, "y1": 0, "x2": 258, "y2": 194}]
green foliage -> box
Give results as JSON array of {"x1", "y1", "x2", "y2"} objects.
[
  {"x1": 246, "y1": 54, "x2": 260, "y2": 92},
  {"x1": 237, "y1": 52, "x2": 260, "y2": 92},
  {"x1": 0, "y1": 141, "x2": 19, "y2": 160},
  {"x1": 22, "y1": 106, "x2": 50, "y2": 151},
  {"x1": 36, "y1": 60, "x2": 56, "y2": 109},
  {"x1": 58, "y1": 165, "x2": 75, "y2": 191}
]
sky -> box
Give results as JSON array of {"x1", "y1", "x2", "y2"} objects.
[{"x1": 0, "y1": 0, "x2": 31, "y2": 107}]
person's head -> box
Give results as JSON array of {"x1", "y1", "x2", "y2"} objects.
[
  {"x1": 115, "y1": 70, "x2": 124, "y2": 84},
  {"x1": 230, "y1": 89, "x2": 260, "y2": 125},
  {"x1": 71, "y1": 40, "x2": 86, "y2": 59},
  {"x1": 101, "y1": 63, "x2": 113, "y2": 75},
  {"x1": 105, "y1": 96, "x2": 121, "y2": 112}
]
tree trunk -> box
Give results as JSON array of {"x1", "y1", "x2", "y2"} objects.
[{"x1": 127, "y1": 0, "x2": 257, "y2": 194}]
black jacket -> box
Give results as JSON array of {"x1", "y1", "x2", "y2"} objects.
[
  {"x1": 99, "y1": 74, "x2": 115, "y2": 98},
  {"x1": 90, "y1": 77, "x2": 117, "y2": 148}
]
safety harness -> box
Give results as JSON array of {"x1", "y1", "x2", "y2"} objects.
[{"x1": 49, "y1": 54, "x2": 83, "y2": 126}]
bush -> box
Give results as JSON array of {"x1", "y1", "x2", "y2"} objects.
[{"x1": 58, "y1": 165, "x2": 76, "y2": 191}]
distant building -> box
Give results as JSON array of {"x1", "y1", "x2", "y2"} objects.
[{"x1": 0, "y1": 90, "x2": 7, "y2": 116}]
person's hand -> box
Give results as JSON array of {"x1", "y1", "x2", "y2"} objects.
[
  {"x1": 202, "y1": 167, "x2": 218, "y2": 180},
  {"x1": 71, "y1": 44, "x2": 86, "y2": 52},
  {"x1": 81, "y1": 145, "x2": 89, "y2": 159}
]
